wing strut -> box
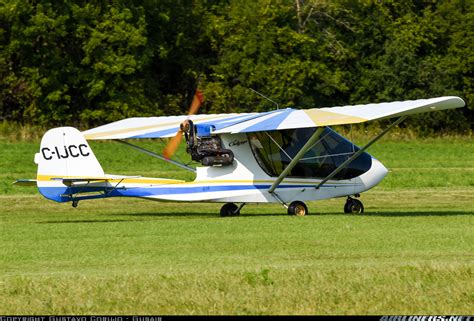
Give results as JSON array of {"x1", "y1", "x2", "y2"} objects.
[
  {"x1": 268, "y1": 127, "x2": 326, "y2": 194},
  {"x1": 315, "y1": 116, "x2": 406, "y2": 189},
  {"x1": 115, "y1": 139, "x2": 196, "y2": 173}
]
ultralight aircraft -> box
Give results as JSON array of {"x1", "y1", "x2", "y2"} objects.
[{"x1": 16, "y1": 95, "x2": 465, "y2": 216}]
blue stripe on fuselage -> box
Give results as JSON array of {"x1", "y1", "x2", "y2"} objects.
[{"x1": 38, "y1": 183, "x2": 345, "y2": 202}]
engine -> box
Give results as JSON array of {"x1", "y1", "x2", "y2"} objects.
[{"x1": 181, "y1": 120, "x2": 234, "y2": 167}]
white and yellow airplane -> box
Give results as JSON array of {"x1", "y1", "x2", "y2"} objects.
[{"x1": 16, "y1": 96, "x2": 465, "y2": 216}]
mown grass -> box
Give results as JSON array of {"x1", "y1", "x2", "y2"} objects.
[
  {"x1": 1, "y1": 135, "x2": 473, "y2": 314},
  {"x1": 3, "y1": 265, "x2": 471, "y2": 315}
]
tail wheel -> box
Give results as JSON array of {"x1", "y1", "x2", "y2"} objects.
[
  {"x1": 288, "y1": 201, "x2": 308, "y2": 216},
  {"x1": 220, "y1": 203, "x2": 240, "y2": 217},
  {"x1": 344, "y1": 198, "x2": 364, "y2": 214}
]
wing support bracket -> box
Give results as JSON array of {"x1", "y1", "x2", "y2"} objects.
[
  {"x1": 272, "y1": 192, "x2": 289, "y2": 208},
  {"x1": 268, "y1": 127, "x2": 326, "y2": 194},
  {"x1": 115, "y1": 139, "x2": 196, "y2": 173},
  {"x1": 315, "y1": 116, "x2": 406, "y2": 189}
]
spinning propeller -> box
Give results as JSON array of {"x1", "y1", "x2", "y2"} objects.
[{"x1": 163, "y1": 90, "x2": 204, "y2": 159}]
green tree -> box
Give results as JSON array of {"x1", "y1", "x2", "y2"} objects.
[
  {"x1": 201, "y1": 0, "x2": 353, "y2": 113},
  {"x1": 347, "y1": 0, "x2": 473, "y2": 133},
  {"x1": 0, "y1": 0, "x2": 471, "y2": 133},
  {"x1": 0, "y1": 0, "x2": 207, "y2": 126}
]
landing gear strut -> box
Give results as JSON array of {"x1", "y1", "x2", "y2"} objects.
[
  {"x1": 287, "y1": 201, "x2": 308, "y2": 216},
  {"x1": 220, "y1": 203, "x2": 243, "y2": 217},
  {"x1": 344, "y1": 197, "x2": 364, "y2": 214}
]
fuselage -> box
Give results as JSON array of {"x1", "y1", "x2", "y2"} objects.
[{"x1": 124, "y1": 127, "x2": 387, "y2": 203}]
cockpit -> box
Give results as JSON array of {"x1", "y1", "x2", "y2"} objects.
[{"x1": 247, "y1": 127, "x2": 372, "y2": 180}]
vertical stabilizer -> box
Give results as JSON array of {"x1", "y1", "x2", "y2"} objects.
[{"x1": 35, "y1": 127, "x2": 104, "y2": 201}]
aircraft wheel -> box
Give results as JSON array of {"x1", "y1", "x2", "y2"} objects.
[
  {"x1": 344, "y1": 198, "x2": 364, "y2": 214},
  {"x1": 287, "y1": 201, "x2": 308, "y2": 216},
  {"x1": 220, "y1": 203, "x2": 240, "y2": 217},
  {"x1": 72, "y1": 200, "x2": 78, "y2": 208}
]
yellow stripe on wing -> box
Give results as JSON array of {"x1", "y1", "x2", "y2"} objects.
[{"x1": 305, "y1": 109, "x2": 367, "y2": 126}]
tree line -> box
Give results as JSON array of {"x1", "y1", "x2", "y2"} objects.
[{"x1": 1, "y1": 0, "x2": 472, "y2": 133}]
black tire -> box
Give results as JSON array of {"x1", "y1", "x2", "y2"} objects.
[
  {"x1": 287, "y1": 201, "x2": 308, "y2": 216},
  {"x1": 220, "y1": 203, "x2": 239, "y2": 217},
  {"x1": 344, "y1": 198, "x2": 364, "y2": 214}
]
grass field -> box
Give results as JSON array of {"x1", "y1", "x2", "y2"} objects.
[{"x1": 1, "y1": 135, "x2": 473, "y2": 314}]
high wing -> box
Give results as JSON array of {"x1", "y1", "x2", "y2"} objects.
[{"x1": 82, "y1": 96, "x2": 465, "y2": 140}]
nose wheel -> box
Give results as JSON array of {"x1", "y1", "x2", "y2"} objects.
[{"x1": 344, "y1": 197, "x2": 364, "y2": 214}]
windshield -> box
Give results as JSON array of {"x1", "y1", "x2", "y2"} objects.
[{"x1": 247, "y1": 127, "x2": 372, "y2": 180}]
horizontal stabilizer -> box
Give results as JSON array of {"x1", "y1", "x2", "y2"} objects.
[
  {"x1": 13, "y1": 179, "x2": 37, "y2": 186},
  {"x1": 52, "y1": 175, "x2": 141, "y2": 186}
]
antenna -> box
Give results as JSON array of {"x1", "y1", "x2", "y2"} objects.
[{"x1": 249, "y1": 88, "x2": 279, "y2": 110}]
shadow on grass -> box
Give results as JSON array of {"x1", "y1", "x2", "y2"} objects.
[
  {"x1": 113, "y1": 212, "x2": 219, "y2": 218},
  {"x1": 38, "y1": 211, "x2": 286, "y2": 223},
  {"x1": 358, "y1": 211, "x2": 473, "y2": 217},
  {"x1": 38, "y1": 212, "x2": 221, "y2": 224},
  {"x1": 37, "y1": 210, "x2": 472, "y2": 224},
  {"x1": 37, "y1": 219, "x2": 145, "y2": 224},
  {"x1": 124, "y1": 212, "x2": 285, "y2": 218}
]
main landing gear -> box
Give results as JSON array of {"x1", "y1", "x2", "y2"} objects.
[
  {"x1": 220, "y1": 203, "x2": 245, "y2": 217},
  {"x1": 344, "y1": 196, "x2": 364, "y2": 214},
  {"x1": 287, "y1": 201, "x2": 308, "y2": 216}
]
